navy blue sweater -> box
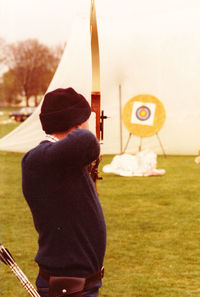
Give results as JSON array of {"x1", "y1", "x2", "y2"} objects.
[{"x1": 21, "y1": 129, "x2": 106, "y2": 277}]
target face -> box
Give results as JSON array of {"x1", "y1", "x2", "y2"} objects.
[
  {"x1": 122, "y1": 94, "x2": 166, "y2": 137},
  {"x1": 136, "y1": 106, "x2": 151, "y2": 121},
  {"x1": 131, "y1": 102, "x2": 156, "y2": 126}
]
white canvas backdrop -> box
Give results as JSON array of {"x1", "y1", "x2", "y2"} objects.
[{"x1": 0, "y1": 1, "x2": 199, "y2": 155}]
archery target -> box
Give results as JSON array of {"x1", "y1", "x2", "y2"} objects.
[
  {"x1": 131, "y1": 102, "x2": 156, "y2": 126},
  {"x1": 122, "y1": 94, "x2": 166, "y2": 137},
  {"x1": 136, "y1": 106, "x2": 151, "y2": 121}
]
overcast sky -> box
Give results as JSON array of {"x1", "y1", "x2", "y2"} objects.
[
  {"x1": 1, "y1": 0, "x2": 200, "y2": 46},
  {"x1": 1, "y1": 0, "x2": 80, "y2": 46}
]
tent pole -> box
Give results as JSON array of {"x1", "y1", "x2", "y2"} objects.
[{"x1": 119, "y1": 84, "x2": 123, "y2": 154}]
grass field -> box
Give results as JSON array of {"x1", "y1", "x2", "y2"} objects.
[
  {"x1": 0, "y1": 107, "x2": 20, "y2": 138},
  {"x1": 0, "y1": 112, "x2": 200, "y2": 296}
]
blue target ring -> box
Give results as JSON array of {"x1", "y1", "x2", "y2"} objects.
[{"x1": 135, "y1": 105, "x2": 151, "y2": 121}]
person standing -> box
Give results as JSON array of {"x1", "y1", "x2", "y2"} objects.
[{"x1": 21, "y1": 87, "x2": 106, "y2": 297}]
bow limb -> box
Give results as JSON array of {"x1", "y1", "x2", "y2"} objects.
[
  {"x1": 89, "y1": 0, "x2": 103, "y2": 187},
  {"x1": 90, "y1": 0, "x2": 101, "y2": 141}
]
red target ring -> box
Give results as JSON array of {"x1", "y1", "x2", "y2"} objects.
[{"x1": 136, "y1": 105, "x2": 151, "y2": 121}]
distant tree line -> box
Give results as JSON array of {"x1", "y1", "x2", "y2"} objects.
[{"x1": 0, "y1": 38, "x2": 64, "y2": 106}]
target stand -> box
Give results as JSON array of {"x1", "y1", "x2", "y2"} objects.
[{"x1": 122, "y1": 94, "x2": 167, "y2": 156}]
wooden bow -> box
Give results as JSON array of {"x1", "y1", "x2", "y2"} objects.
[
  {"x1": 89, "y1": 0, "x2": 108, "y2": 186},
  {"x1": 90, "y1": 0, "x2": 106, "y2": 141}
]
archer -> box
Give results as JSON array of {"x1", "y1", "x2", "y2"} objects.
[{"x1": 21, "y1": 87, "x2": 106, "y2": 297}]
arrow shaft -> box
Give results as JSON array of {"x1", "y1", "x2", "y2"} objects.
[{"x1": 0, "y1": 244, "x2": 40, "y2": 297}]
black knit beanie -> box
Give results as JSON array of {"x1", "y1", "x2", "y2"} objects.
[{"x1": 40, "y1": 88, "x2": 91, "y2": 134}]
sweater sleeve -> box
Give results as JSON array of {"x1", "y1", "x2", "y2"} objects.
[{"x1": 38, "y1": 129, "x2": 100, "y2": 168}]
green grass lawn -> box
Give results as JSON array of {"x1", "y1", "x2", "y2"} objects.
[
  {"x1": 0, "y1": 107, "x2": 20, "y2": 138},
  {"x1": 0, "y1": 116, "x2": 200, "y2": 296},
  {"x1": 100, "y1": 155, "x2": 200, "y2": 297}
]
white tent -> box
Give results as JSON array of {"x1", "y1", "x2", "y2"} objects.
[{"x1": 0, "y1": 0, "x2": 200, "y2": 155}]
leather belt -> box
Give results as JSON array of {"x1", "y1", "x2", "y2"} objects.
[{"x1": 39, "y1": 266, "x2": 104, "y2": 289}]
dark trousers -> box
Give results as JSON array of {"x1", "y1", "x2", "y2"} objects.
[{"x1": 36, "y1": 274, "x2": 101, "y2": 297}]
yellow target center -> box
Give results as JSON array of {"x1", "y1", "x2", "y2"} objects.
[{"x1": 140, "y1": 110, "x2": 147, "y2": 117}]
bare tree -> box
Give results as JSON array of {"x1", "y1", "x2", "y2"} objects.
[
  {"x1": 0, "y1": 70, "x2": 22, "y2": 105},
  {"x1": 6, "y1": 39, "x2": 63, "y2": 106},
  {"x1": 0, "y1": 38, "x2": 7, "y2": 72}
]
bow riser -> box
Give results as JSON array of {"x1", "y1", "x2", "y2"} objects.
[{"x1": 91, "y1": 91, "x2": 101, "y2": 141}]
